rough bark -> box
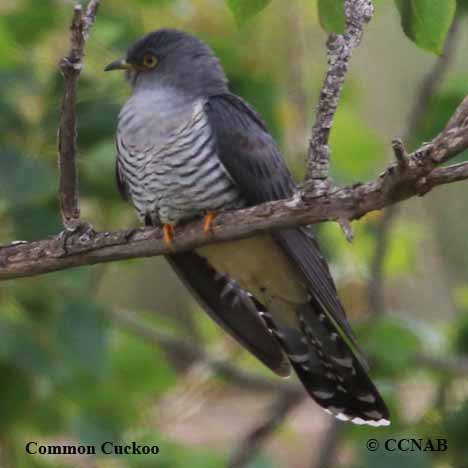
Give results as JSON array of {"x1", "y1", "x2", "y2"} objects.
[
  {"x1": 306, "y1": 0, "x2": 374, "y2": 191},
  {"x1": 2, "y1": 101, "x2": 468, "y2": 281},
  {"x1": 58, "y1": 0, "x2": 99, "y2": 229}
]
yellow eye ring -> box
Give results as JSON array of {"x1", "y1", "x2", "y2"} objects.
[{"x1": 142, "y1": 53, "x2": 158, "y2": 69}]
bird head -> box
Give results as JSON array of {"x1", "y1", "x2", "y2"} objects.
[{"x1": 105, "y1": 29, "x2": 228, "y2": 97}]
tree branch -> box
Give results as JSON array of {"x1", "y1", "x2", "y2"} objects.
[
  {"x1": 58, "y1": 0, "x2": 99, "y2": 229},
  {"x1": 2, "y1": 96, "x2": 468, "y2": 281},
  {"x1": 306, "y1": 0, "x2": 374, "y2": 191}
]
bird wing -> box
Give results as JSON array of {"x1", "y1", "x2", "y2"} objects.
[
  {"x1": 204, "y1": 94, "x2": 390, "y2": 425},
  {"x1": 204, "y1": 93, "x2": 363, "y2": 359}
]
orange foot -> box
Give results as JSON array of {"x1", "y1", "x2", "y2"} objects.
[
  {"x1": 163, "y1": 224, "x2": 175, "y2": 246},
  {"x1": 203, "y1": 212, "x2": 216, "y2": 234}
]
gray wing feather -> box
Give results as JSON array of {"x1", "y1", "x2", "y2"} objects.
[
  {"x1": 204, "y1": 94, "x2": 294, "y2": 201},
  {"x1": 205, "y1": 93, "x2": 366, "y2": 364}
]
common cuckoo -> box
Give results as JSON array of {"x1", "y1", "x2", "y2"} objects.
[{"x1": 105, "y1": 29, "x2": 390, "y2": 427}]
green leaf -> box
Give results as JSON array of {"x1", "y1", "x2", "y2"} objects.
[
  {"x1": 394, "y1": 0, "x2": 457, "y2": 54},
  {"x1": 226, "y1": 0, "x2": 272, "y2": 24},
  {"x1": 318, "y1": 0, "x2": 345, "y2": 33}
]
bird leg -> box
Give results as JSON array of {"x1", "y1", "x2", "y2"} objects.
[
  {"x1": 163, "y1": 224, "x2": 175, "y2": 246},
  {"x1": 203, "y1": 212, "x2": 216, "y2": 234}
]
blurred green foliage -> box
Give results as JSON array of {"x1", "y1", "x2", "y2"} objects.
[{"x1": 0, "y1": 0, "x2": 467, "y2": 467}]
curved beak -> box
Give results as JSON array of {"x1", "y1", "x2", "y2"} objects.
[{"x1": 104, "y1": 58, "x2": 132, "y2": 72}]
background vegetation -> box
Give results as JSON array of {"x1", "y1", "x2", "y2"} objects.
[{"x1": 1, "y1": 0, "x2": 468, "y2": 467}]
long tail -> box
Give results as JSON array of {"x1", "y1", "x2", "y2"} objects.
[{"x1": 255, "y1": 296, "x2": 390, "y2": 427}]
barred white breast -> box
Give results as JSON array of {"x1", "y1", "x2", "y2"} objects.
[{"x1": 116, "y1": 90, "x2": 244, "y2": 225}]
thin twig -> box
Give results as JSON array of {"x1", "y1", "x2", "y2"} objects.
[
  {"x1": 368, "y1": 15, "x2": 462, "y2": 315},
  {"x1": 58, "y1": 0, "x2": 100, "y2": 229},
  {"x1": 229, "y1": 388, "x2": 306, "y2": 468},
  {"x1": 306, "y1": 0, "x2": 374, "y2": 191},
  {"x1": 338, "y1": 217, "x2": 354, "y2": 243},
  {"x1": 392, "y1": 139, "x2": 409, "y2": 169}
]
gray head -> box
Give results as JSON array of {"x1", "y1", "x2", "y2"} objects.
[{"x1": 105, "y1": 29, "x2": 228, "y2": 97}]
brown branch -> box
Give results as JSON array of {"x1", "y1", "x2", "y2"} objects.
[
  {"x1": 306, "y1": 0, "x2": 374, "y2": 191},
  {"x1": 229, "y1": 388, "x2": 306, "y2": 468},
  {"x1": 58, "y1": 0, "x2": 100, "y2": 229},
  {"x1": 368, "y1": 16, "x2": 462, "y2": 315},
  {"x1": 1, "y1": 98, "x2": 468, "y2": 281}
]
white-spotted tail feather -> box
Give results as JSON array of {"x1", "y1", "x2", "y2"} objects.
[{"x1": 255, "y1": 298, "x2": 390, "y2": 427}]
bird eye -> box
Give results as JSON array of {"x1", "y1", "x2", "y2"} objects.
[{"x1": 142, "y1": 53, "x2": 158, "y2": 69}]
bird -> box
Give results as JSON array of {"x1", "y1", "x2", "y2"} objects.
[{"x1": 105, "y1": 29, "x2": 390, "y2": 427}]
